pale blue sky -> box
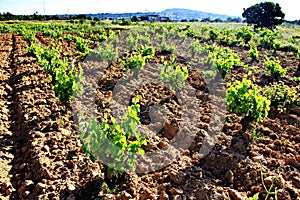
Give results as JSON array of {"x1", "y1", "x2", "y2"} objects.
[{"x1": 0, "y1": 0, "x2": 299, "y2": 20}]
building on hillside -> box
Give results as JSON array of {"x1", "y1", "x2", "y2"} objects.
[
  {"x1": 139, "y1": 15, "x2": 170, "y2": 22},
  {"x1": 159, "y1": 17, "x2": 170, "y2": 22}
]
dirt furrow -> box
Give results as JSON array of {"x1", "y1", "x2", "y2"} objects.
[
  {"x1": 0, "y1": 33, "x2": 15, "y2": 200},
  {"x1": 1, "y1": 34, "x2": 103, "y2": 199}
]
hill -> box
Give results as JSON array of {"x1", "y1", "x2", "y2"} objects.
[
  {"x1": 160, "y1": 8, "x2": 238, "y2": 21},
  {"x1": 88, "y1": 8, "x2": 241, "y2": 22}
]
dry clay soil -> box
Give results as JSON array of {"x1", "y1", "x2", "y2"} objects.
[{"x1": 0, "y1": 33, "x2": 299, "y2": 200}]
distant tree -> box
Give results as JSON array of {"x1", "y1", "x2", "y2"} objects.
[
  {"x1": 189, "y1": 19, "x2": 198, "y2": 22},
  {"x1": 214, "y1": 18, "x2": 223, "y2": 23},
  {"x1": 131, "y1": 16, "x2": 139, "y2": 22},
  {"x1": 180, "y1": 19, "x2": 188, "y2": 22},
  {"x1": 227, "y1": 17, "x2": 242, "y2": 23},
  {"x1": 201, "y1": 17, "x2": 211, "y2": 22},
  {"x1": 3, "y1": 12, "x2": 14, "y2": 20},
  {"x1": 119, "y1": 18, "x2": 132, "y2": 26},
  {"x1": 79, "y1": 19, "x2": 85, "y2": 24},
  {"x1": 86, "y1": 16, "x2": 93, "y2": 20},
  {"x1": 0, "y1": 13, "x2": 5, "y2": 21},
  {"x1": 77, "y1": 14, "x2": 86, "y2": 19},
  {"x1": 93, "y1": 17, "x2": 100, "y2": 21},
  {"x1": 242, "y1": 1, "x2": 285, "y2": 30}
]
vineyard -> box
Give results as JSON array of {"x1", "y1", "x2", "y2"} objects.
[{"x1": 0, "y1": 20, "x2": 299, "y2": 200}]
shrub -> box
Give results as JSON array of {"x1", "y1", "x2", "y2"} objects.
[
  {"x1": 262, "y1": 82, "x2": 299, "y2": 111},
  {"x1": 53, "y1": 59, "x2": 84, "y2": 103},
  {"x1": 126, "y1": 33, "x2": 138, "y2": 50},
  {"x1": 218, "y1": 28, "x2": 235, "y2": 46},
  {"x1": 273, "y1": 40, "x2": 282, "y2": 52},
  {"x1": 119, "y1": 18, "x2": 132, "y2": 26},
  {"x1": 208, "y1": 28, "x2": 219, "y2": 41},
  {"x1": 159, "y1": 40, "x2": 176, "y2": 53},
  {"x1": 226, "y1": 78, "x2": 270, "y2": 122},
  {"x1": 80, "y1": 96, "x2": 147, "y2": 174},
  {"x1": 188, "y1": 39, "x2": 206, "y2": 58},
  {"x1": 27, "y1": 43, "x2": 42, "y2": 57},
  {"x1": 139, "y1": 46, "x2": 155, "y2": 62},
  {"x1": 264, "y1": 58, "x2": 286, "y2": 77},
  {"x1": 248, "y1": 45, "x2": 259, "y2": 62},
  {"x1": 22, "y1": 30, "x2": 35, "y2": 45},
  {"x1": 97, "y1": 44, "x2": 119, "y2": 65},
  {"x1": 236, "y1": 27, "x2": 253, "y2": 45},
  {"x1": 208, "y1": 46, "x2": 243, "y2": 77},
  {"x1": 29, "y1": 44, "x2": 62, "y2": 78},
  {"x1": 120, "y1": 46, "x2": 155, "y2": 75},
  {"x1": 138, "y1": 33, "x2": 151, "y2": 46},
  {"x1": 258, "y1": 29, "x2": 277, "y2": 49},
  {"x1": 160, "y1": 54, "x2": 189, "y2": 91},
  {"x1": 121, "y1": 53, "x2": 146, "y2": 71},
  {"x1": 64, "y1": 34, "x2": 73, "y2": 41},
  {"x1": 75, "y1": 37, "x2": 90, "y2": 56}
]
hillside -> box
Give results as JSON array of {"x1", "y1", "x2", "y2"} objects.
[
  {"x1": 88, "y1": 8, "x2": 240, "y2": 21},
  {"x1": 160, "y1": 8, "x2": 238, "y2": 21}
]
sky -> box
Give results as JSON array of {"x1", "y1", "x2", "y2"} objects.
[{"x1": 0, "y1": 0, "x2": 299, "y2": 20}]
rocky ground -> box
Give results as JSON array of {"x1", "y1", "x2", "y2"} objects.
[{"x1": 0, "y1": 32, "x2": 299, "y2": 200}]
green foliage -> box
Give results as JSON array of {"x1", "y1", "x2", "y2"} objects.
[
  {"x1": 242, "y1": 1, "x2": 285, "y2": 30},
  {"x1": 40, "y1": 47, "x2": 62, "y2": 76},
  {"x1": 64, "y1": 34, "x2": 73, "y2": 41},
  {"x1": 27, "y1": 43, "x2": 42, "y2": 57},
  {"x1": 97, "y1": 44, "x2": 119, "y2": 64},
  {"x1": 53, "y1": 59, "x2": 84, "y2": 103},
  {"x1": 262, "y1": 82, "x2": 299, "y2": 111},
  {"x1": 108, "y1": 30, "x2": 119, "y2": 48},
  {"x1": 248, "y1": 44, "x2": 259, "y2": 62},
  {"x1": 121, "y1": 53, "x2": 146, "y2": 71},
  {"x1": 126, "y1": 33, "x2": 138, "y2": 50},
  {"x1": 29, "y1": 43, "x2": 84, "y2": 103},
  {"x1": 251, "y1": 127, "x2": 263, "y2": 141},
  {"x1": 218, "y1": 28, "x2": 235, "y2": 46},
  {"x1": 75, "y1": 37, "x2": 90, "y2": 56},
  {"x1": 159, "y1": 40, "x2": 176, "y2": 53},
  {"x1": 160, "y1": 54, "x2": 189, "y2": 91},
  {"x1": 21, "y1": 29, "x2": 35, "y2": 45},
  {"x1": 120, "y1": 46, "x2": 155, "y2": 74},
  {"x1": 28, "y1": 44, "x2": 62, "y2": 77},
  {"x1": 80, "y1": 96, "x2": 147, "y2": 174},
  {"x1": 208, "y1": 46, "x2": 242, "y2": 76},
  {"x1": 208, "y1": 28, "x2": 219, "y2": 41},
  {"x1": 42, "y1": 28, "x2": 62, "y2": 39},
  {"x1": 188, "y1": 39, "x2": 206, "y2": 58},
  {"x1": 248, "y1": 193, "x2": 259, "y2": 200},
  {"x1": 264, "y1": 58, "x2": 286, "y2": 77},
  {"x1": 139, "y1": 46, "x2": 155, "y2": 62},
  {"x1": 97, "y1": 33, "x2": 108, "y2": 42},
  {"x1": 78, "y1": 31, "x2": 85, "y2": 38},
  {"x1": 138, "y1": 33, "x2": 151, "y2": 46},
  {"x1": 273, "y1": 40, "x2": 282, "y2": 51},
  {"x1": 236, "y1": 27, "x2": 253, "y2": 45},
  {"x1": 258, "y1": 29, "x2": 277, "y2": 49},
  {"x1": 226, "y1": 78, "x2": 271, "y2": 122},
  {"x1": 119, "y1": 18, "x2": 132, "y2": 26}
]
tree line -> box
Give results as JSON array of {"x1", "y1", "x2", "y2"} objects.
[{"x1": 0, "y1": 12, "x2": 89, "y2": 21}]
